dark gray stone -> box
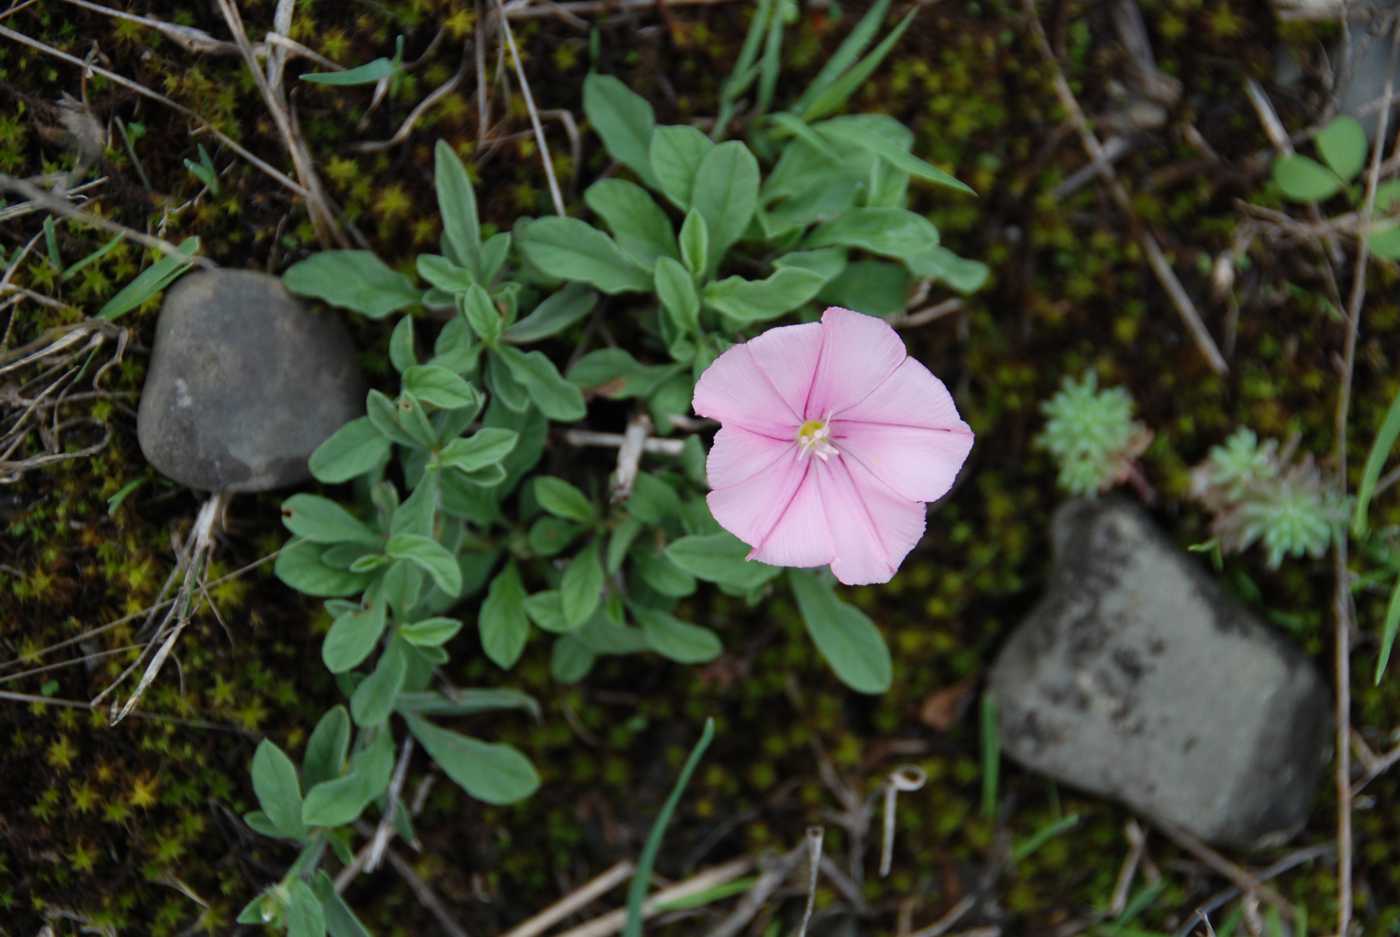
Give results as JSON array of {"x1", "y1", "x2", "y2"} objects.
[
  {"x1": 989, "y1": 498, "x2": 1331, "y2": 849},
  {"x1": 1334, "y1": 4, "x2": 1400, "y2": 141},
  {"x1": 138, "y1": 269, "x2": 365, "y2": 493}
]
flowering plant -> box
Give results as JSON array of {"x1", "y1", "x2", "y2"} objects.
[{"x1": 236, "y1": 1, "x2": 983, "y2": 929}]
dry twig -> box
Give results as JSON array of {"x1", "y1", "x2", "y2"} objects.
[
  {"x1": 499, "y1": 861, "x2": 636, "y2": 937},
  {"x1": 494, "y1": 0, "x2": 566, "y2": 216},
  {"x1": 553, "y1": 858, "x2": 754, "y2": 937}
]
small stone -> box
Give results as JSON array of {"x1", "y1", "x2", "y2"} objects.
[
  {"x1": 989, "y1": 498, "x2": 1331, "y2": 849},
  {"x1": 1332, "y1": 3, "x2": 1399, "y2": 141},
  {"x1": 138, "y1": 269, "x2": 365, "y2": 493}
]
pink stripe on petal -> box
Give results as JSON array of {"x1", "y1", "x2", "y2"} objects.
[
  {"x1": 834, "y1": 357, "x2": 966, "y2": 429},
  {"x1": 804, "y1": 308, "x2": 907, "y2": 419},
  {"x1": 707, "y1": 445, "x2": 808, "y2": 550},
  {"x1": 833, "y1": 422, "x2": 973, "y2": 503},
  {"x1": 816, "y1": 455, "x2": 926, "y2": 585},
  {"x1": 747, "y1": 463, "x2": 835, "y2": 568},
  {"x1": 706, "y1": 425, "x2": 794, "y2": 491},
  {"x1": 744, "y1": 321, "x2": 824, "y2": 421},
  {"x1": 693, "y1": 342, "x2": 803, "y2": 437}
]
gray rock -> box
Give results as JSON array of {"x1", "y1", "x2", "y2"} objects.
[
  {"x1": 138, "y1": 269, "x2": 365, "y2": 492},
  {"x1": 1334, "y1": 5, "x2": 1400, "y2": 141},
  {"x1": 989, "y1": 498, "x2": 1331, "y2": 849}
]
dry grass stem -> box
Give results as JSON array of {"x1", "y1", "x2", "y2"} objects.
[
  {"x1": 564, "y1": 428, "x2": 686, "y2": 456},
  {"x1": 1152, "y1": 820, "x2": 1295, "y2": 919},
  {"x1": 908, "y1": 895, "x2": 977, "y2": 937},
  {"x1": 1022, "y1": 0, "x2": 1227, "y2": 375},
  {"x1": 495, "y1": 0, "x2": 567, "y2": 216},
  {"x1": 609, "y1": 412, "x2": 653, "y2": 501},
  {"x1": 502, "y1": 0, "x2": 743, "y2": 19},
  {"x1": 794, "y1": 827, "x2": 825, "y2": 937},
  {"x1": 0, "y1": 174, "x2": 215, "y2": 269},
  {"x1": 1108, "y1": 821, "x2": 1146, "y2": 916},
  {"x1": 499, "y1": 860, "x2": 636, "y2": 937},
  {"x1": 353, "y1": 40, "x2": 472, "y2": 153},
  {"x1": 702, "y1": 849, "x2": 803, "y2": 937},
  {"x1": 552, "y1": 857, "x2": 754, "y2": 937},
  {"x1": 880, "y1": 766, "x2": 926, "y2": 877}
]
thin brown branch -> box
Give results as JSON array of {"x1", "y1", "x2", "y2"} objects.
[{"x1": 1152, "y1": 820, "x2": 1295, "y2": 919}]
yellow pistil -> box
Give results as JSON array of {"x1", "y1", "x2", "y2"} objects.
[{"x1": 796, "y1": 418, "x2": 837, "y2": 461}]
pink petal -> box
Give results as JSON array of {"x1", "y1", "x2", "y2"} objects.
[
  {"x1": 747, "y1": 462, "x2": 835, "y2": 568},
  {"x1": 835, "y1": 357, "x2": 965, "y2": 429},
  {"x1": 707, "y1": 446, "x2": 808, "y2": 554},
  {"x1": 705, "y1": 424, "x2": 791, "y2": 490},
  {"x1": 743, "y1": 321, "x2": 824, "y2": 422},
  {"x1": 834, "y1": 422, "x2": 972, "y2": 503},
  {"x1": 803, "y1": 307, "x2": 908, "y2": 420},
  {"x1": 693, "y1": 341, "x2": 804, "y2": 437},
  {"x1": 815, "y1": 455, "x2": 926, "y2": 585}
]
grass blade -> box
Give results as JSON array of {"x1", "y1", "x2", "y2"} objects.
[
  {"x1": 622, "y1": 717, "x2": 715, "y2": 937},
  {"x1": 1375, "y1": 571, "x2": 1400, "y2": 684},
  {"x1": 1352, "y1": 385, "x2": 1400, "y2": 538},
  {"x1": 790, "y1": 0, "x2": 892, "y2": 116},
  {"x1": 1011, "y1": 813, "x2": 1080, "y2": 862},
  {"x1": 801, "y1": 9, "x2": 918, "y2": 123},
  {"x1": 98, "y1": 236, "x2": 200, "y2": 320},
  {"x1": 980, "y1": 691, "x2": 999, "y2": 819}
]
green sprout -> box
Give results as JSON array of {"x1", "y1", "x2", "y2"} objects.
[{"x1": 1036, "y1": 371, "x2": 1150, "y2": 496}]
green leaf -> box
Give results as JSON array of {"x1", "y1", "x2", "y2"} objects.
[
  {"x1": 403, "y1": 365, "x2": 479, "y2": 409},
  {"x1": 1272, "y1": 153, "x2": 1343, "y2": 202},
  {"x1": 518, "y1": 217, "x2": 651, "y2": 294},
  {"x1": 800, "y1": 8, "x2": 917, "y2": 123},
  {"x1": 1375, "y1": 573, "x2": 1400, "y2": 685},
  {"x1": 395, "y1": 687, "x2": 539, "y2": 719},
  {"x1": 666, "y1": 533, "x2": 782, "y2": 590},
  {"x1": 807, "y1": 207, "x2": 939, "y2": 259},
  {"x1": 626, "y1": 473, "x2": 684, "y2": 524},
  {"x1": 907, "y1": 245, "x2": 990, "y2": 294},
  {"x1": 692, "y1": 141, "x2": 761, "y2": 266},
  {"x1": 435, "y1": 139, "x2": 482, "y2": 270},
  {"x1": 487, "y1": 351, "x2": 530, "y2": 412},
  {"x1": 283, "y1": 250, "x2": 420, "y2": 318},
  {"x1": 285, "y1": 879, "x2": 327, "y2": 937},
  {"x1": 417, "y1": 253, "x2": 474, "y2": 294},
  {"x1": 1316, "y1": 115, "x2": 1368, "y2": 183},
  {"x1": 386, "y1": 534, "x2": 462, "y2": 596},
  {"x1": 551, "y1": 636, "x2": 596, "y2": 681},
  {"x1": 302, "y1": 729, "x2": 394, "y2": 827},
  {"x1": 405, "y1": 715, "x2": 541, "y2": 804},
  {"x1": 276, "y1": 540, "x2": 370, "y2": 597},
  {"x1": 440, "y1": 427, "x2": 518, "y2": 473},
  {"x1": 378, "y1": 560, "x2": 425, "y2": 620},
  {"x1": 494, "y1": 345, "x2": 588, "y2": 421},
  {"x1": 585, "y1": 179, "x2": 679, "y2": 266},
  {"x1": 634, "y1": 607, "x2": 721, "y2": 663},
  {"x1": 583, "y1": 73, "x2": 659, "y2": 187},
  {"x1": 820, "y1": 259, "x2": 910, "y2": 316},
  {"x1": 524, "y1": 589, "x2": 577, "y2": 634},
  {"x1": 281, "y1": 494, "x2": 379, "y2": 546},
  {"x1": 399, "y1": 616, "x2": 464, "y2": 647},
  {"x1": 302, "y1": 56, "x2": 397, "y2": 86},
  {"x1": 251, "y1": 740, "x2": 305, "y2": 838},
  {"x1": 302, "y1": 705, "x2": 352, "y2": 790},
  {"x1": 350, "y1": 638, "x2": 407, "y2": 726},
  {"x1": 773, "y1": 247, "x2": 847, "y2": 284},
  {"x1": 479, "y1": 561, "x2": 530, "y2": 668},
  {"x1": 655, "y1": 257, "x2": 700, "y2": 336},
  {"x1": 633, "y1": 550, "x2": 696, "y2": 598},
  {"x1": 310, "y1": 417, "x2": 391, "y2": 483},
  {"x1": 528, "y1": 516, "x2": 583, "y2": 557},
  {"x1": 679, "y1": 209, "x2": 709, "y2": 278},
  {"x1": 567, "y1": 348, "x2": 682, "y2": 399},
  {"x1": 98, "y1": 237, "x2": 200, "y2": 320},
  {"x1": 704, "y1": 267, "x2": 826, "y2": 323},
  {"x1": 535, "y1": 476, "x2": 597, "y2": 523},
  {"x1": 459, "y1": 284, "x2": 503, "y2": 346},
  {"x1": 323, "y1": 601, "x2": 388, "y2": 673},
  {"x1": 561, "y1": 540, "x2": 604, "y2": 628},
  {"x1": 650, "y1": 125, "x2": 715, "y2": 210},
  {"x1": 1367, "y1": 222, "x2": 1400, "y2": 261},
  {"x1": 621, "y1": 719, "x2": 714, "y2": 937},
  {"x1": 504, "y1": 283, "x2": 597, "y2": 343},
  {"x1": 312, "y1": 872, "x2": 373, "y2": 937},
  {"x1": 817, "y1": 118, "x2": 973, "y2": 195},
  {"x1": 788, "y1": 570, "x2": 892, "y2": 693},
  {"x1": 389, "y1": 315, "x2": 418, "y2": 373},
  {"x1": 1353, "y1": 384, "x2": 1400, "y2": 538},
  {"x1": 608, "y1": 515, "x2": 643, "y2": 574}
]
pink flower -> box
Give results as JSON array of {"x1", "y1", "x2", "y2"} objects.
[{"x1": 693, "y1": 307, "x2": 973, "y2": 585}]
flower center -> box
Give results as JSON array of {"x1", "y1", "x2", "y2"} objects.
[{"x1": 796, "y1": 418, "x2": 838, "y2": 461}]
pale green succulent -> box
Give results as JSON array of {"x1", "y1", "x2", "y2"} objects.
[
  {"x1": 1203, "y1": 428, "x2": 1279, "y2": 499},
  {"x1": 1037, "y1": 371, "x2": 1149, "y2": 496}
]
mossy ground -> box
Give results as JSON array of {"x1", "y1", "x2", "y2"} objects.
[{"x1": 2, "y1": 0, "x2": 1399, "y2": 934}]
